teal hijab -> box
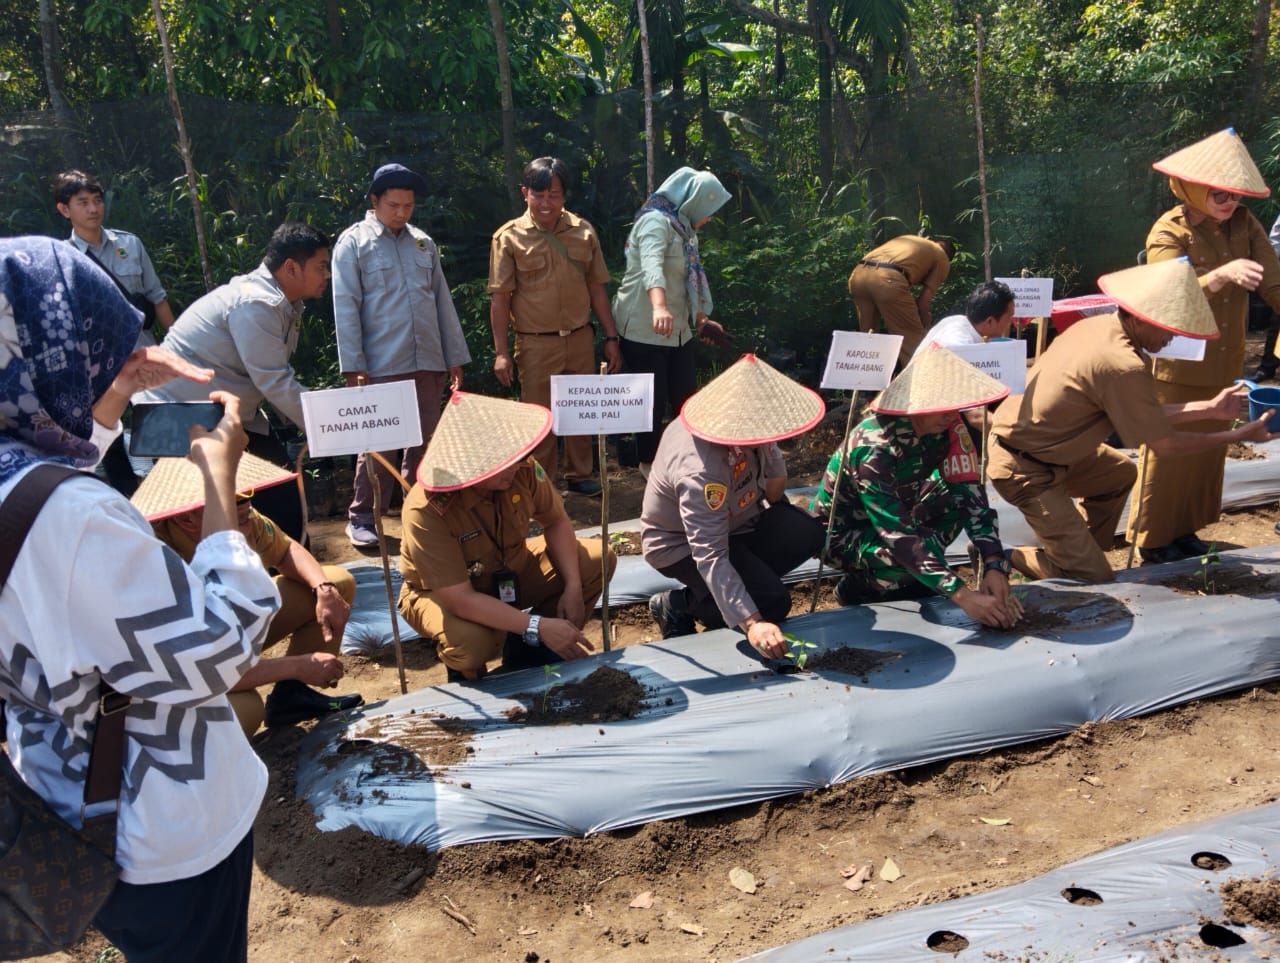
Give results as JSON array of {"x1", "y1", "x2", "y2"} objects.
[{"x1": 635, "y1": 168, "x2": 731, "y2": 320}]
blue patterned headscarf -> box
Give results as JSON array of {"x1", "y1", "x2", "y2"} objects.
[
  {"x1": 633, "y1": 168, "x2": 731, "y2": 321},
  {"x1": 0, "y1": 237, "x2": 141, "y2": 484}
]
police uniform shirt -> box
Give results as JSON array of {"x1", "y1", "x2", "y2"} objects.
[{"x1": 640, "y1": 419, "x2": 785, "y2": 626}]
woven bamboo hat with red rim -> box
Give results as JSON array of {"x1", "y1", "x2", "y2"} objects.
[
  {"x1": 415, "y1": 391, "x2": 552, "y2": 491},
  {"x1": 1152, "y1": 128, "x2": 1270, "y2": 198},
  {"x1": 1096, "y1": 258, "x2": 1218, "y2": 339},
  {"x1": 130, "y1": 452, "x2": 296, "y2": 522},
  {"x1": 679, "y1": 353, "x2": 825, "y2": 445},
  {"x1": 869, "y1": 344, "x2": 1009, "y2": 416}
]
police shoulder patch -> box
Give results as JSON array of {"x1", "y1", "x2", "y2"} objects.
[
  {"x1": 703, "y1": 482, "x2": 728, "y2": 511},
  {"x1": 428, "y1": 491, "x2": 456, "y2": 516}
]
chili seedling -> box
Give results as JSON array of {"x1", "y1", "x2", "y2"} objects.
[
  {"x1": 782, "y1": 632, "x2": 819, "y2": 671},
  {"x1": 540, "y1": 664, "x2": 563, "y2": 713},
  {"x1": 1195, "y1": 543, "x2": 1221, "y2": 595}
]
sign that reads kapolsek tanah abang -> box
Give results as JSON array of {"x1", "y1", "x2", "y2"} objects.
[{"x1": 820, "y1": 331, "x2": 902, "y2": 390}]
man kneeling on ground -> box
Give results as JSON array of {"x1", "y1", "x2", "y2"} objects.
[
  {"x1": 133, "y1": 453, "x2": 362, "y2": 735},
  {"x1": 642, "y1": 354, "x2": 827, "y2": 659},
  {"x1": 812, "y1": 345, "x2": 1022, "y2": 629},
  {"x1": 399, "y1": 392, "x2": 617, "y2": 682}
]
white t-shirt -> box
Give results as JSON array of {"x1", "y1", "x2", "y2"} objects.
[{"x1": 912, "y1": 314, "x2": 982, "y2": 359}]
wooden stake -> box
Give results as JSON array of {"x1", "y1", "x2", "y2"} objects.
[
  {"x1": 598, "y1": 361, "x2": 612, "y2": 650},
  {"x1": 810, "y1": 395, "x2": 859, "y2": 613}
]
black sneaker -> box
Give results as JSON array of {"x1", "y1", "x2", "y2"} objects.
[
  {"x1": 1250, "y1": 366, "x2": 1277, "y2": 383},
  {"x1": 648, "y1": 590, "x2": 696, "y2": 639},
  {"x1": 263, "y1": 679, "x2": 363, "y2": 728},
  {"x1": 567, "y1": 478, "x2": 603, "y2": 497}
]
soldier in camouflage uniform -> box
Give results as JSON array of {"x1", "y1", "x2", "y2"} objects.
[{"x1": 812, "y1": 346, "x2": 1022, "y2": 629}]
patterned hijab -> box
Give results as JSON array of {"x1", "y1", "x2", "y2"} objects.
[
  {"x1": 0, "y1": 237, "x2": 141, "y2": 484},
  {"x1": 633, "y1": 167, "x2": 731, "y2": 321}
]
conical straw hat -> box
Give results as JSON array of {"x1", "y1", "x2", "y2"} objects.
[
  {"x1": 130, "y1": 452, "x2": 296, "y2": 522},
  {"x1": 869, "y1": 344, "x2": 1009, "y2": 416},
  {"x1": 1152, "y1": 128, "x2": 1269, "y2": 198},
  {"x1": 680, "y1": 353, "x2": 825, "y2": 445},
  {"x1": 1096, "y1": 258, "x2": 1218, "y2": 339},
  {"x1": 416, "y1": 391, "x2": 552, "y2": 491}
]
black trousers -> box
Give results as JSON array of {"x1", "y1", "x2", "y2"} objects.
[
  {"x1": 620, "y1": 337, "x2": 697, "y2": 464},
  {"x1": 658, "y1": 502, "x2": 825, "y2": 629},
  {"x1": 94, "y1": 830, "x2": 253, "y2": 963}
]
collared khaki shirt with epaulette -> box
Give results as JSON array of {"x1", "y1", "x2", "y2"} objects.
[
  {"x1": 1146, "y1": 205, "x2": 1280, "y2": 388},
  {"x1": 399, "y1": 459, "x2": 562, "y2": 592},
  {"x1": 488, "y1": 210, "x2": 610, "y2": 334}
]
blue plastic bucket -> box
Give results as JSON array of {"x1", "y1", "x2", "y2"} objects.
[{"x1": 1235, "y1": 380, "x2": 1280, "y2": 431}]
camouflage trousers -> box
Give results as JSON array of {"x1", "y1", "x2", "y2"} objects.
[{"x1": 827, "y1": 491, "x2": 965, "y2": 597}]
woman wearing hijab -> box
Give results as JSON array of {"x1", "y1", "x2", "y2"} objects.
[
  {"x1": 1132, "y1": 129, "x2": 1280, "y2": 563},
  {"x1": 612, "y1": 167, "x2": 734, "y2": 477},
  {"x1": 0, "y1": 238, "x2": 280, "y2": 961}
]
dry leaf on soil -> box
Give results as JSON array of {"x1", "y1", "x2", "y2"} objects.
[
  {"x1": 879, "y1": 857, "x2": 902, "y2": 882},
  {"x1": 679, "y1": 923, "x2": 705, "y2": 936},
  {"x1": 841, "y1": 863, "x2": 872, "y2": 892},
  {"x1": 979, "y1": 816, "x2": 1012, "y2": 826},
  {"x1": 629, "y1": 892, "x2": 654, "y2": 909},
  {"x1": 729, "y1": 867, "x2": 758, "y2": 894}
]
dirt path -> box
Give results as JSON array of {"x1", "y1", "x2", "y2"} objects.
[{"x1": 36, "y1": 398, "x2": 1280, "y2": 963}]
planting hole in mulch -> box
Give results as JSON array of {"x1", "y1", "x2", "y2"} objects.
[
  {"x1": 1061, "y1": 885, "x2": 1103, "y2": 905},
  {"x1": 605, "y1": 530, "x2": 643, "y2": 556},
  {"x1": 925, "y1": 930, "x2": 969, "y2": 952},
  {"x1": 1220, "y1": 878, "x2": 1280, "y2": 933},
  {"x1": 340, "y1": 713, "x2": 475, "y2": 773},
  {"x1": 1000, "y1": 585, "x2": 1131, "y2": 635},
  {"x1": 1192, "y1": 851, "x2": 1232, "y2": 871},
  {"x1": 1226, "y1": 441, "x2": 1264, "y2": 461},
  {"x1": 1165, "y1": 562, "x2": 1280, "y2": 597},
  {"x1": 806, "y1": 645, "x2": 902, "y2": 678},
  {"x1": 507, "y1": 664, "x2": 652, "y2": 725}
]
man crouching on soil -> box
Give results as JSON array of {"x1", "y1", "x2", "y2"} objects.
[
  {"x1": 642, "y1": 354, "x2": 827, "y2": 659},
  {"x1": 811, "y1": 346, "x2": 1021, "y2": 629},
  {"x1": 398, "y1": 392, "x2": 617, "y2": 682}
]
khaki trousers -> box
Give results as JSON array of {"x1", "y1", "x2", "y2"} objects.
[
  {"x1": 398, "y1": 536, "x2": 616, "y2": 674},
  {"x1": 228, "y1": 564, "x2": 356, "y2": 737},
  {"x1": 848, "y1": 264, "x2": 923, "y2": 365},
  {"x1": 988, "y1": 443, "x2": 1134, "y2": 584},
  {"x1": 514, "y1": 326, "x2": 596, "y2": 481}
]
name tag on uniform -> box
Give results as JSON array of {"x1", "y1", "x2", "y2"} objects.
[{"x1": 459, "y1": 529, "x2": 481, "y2": 543}]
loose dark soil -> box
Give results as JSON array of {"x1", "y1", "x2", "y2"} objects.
[
  {"x1": 343, "y1": 712, "x2": 475, "y2": 770},
  {"x1": 1165, "y1": 562, "x2": 1280, "y2": 597},
  {"x1": 806, "y1": 645, "x2": 903, "y2": 678},
  {"x1": 506, "y1": 664, "x2": 651, "y2": 724},
  {"x1": 1226, "y1": 441, "x2": 1264, "y2": 461},
  {"x1": 1220, "y1": 878, "x2": 1280, "y2": 933},
  {"x1": 995, "y1": 586, "x2": 1132, "y2": 635}
]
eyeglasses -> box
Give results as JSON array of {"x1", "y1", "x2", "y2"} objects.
[
  {"x1": 1209, "y1": 190, "x2": 1242, "y2": 204},
  {"x1": 235, "y1": 489, "x2": 254, "y2": 502}
]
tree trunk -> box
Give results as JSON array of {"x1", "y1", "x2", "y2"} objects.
[
  {"x1": 37, "y1": 0, "x2": 83, "y2": 166},
  {"x1": 326, "y1": 0, "x2": 343, "y2": 102},
  {"x1": 487, "y1": 0, "x2": 521, "y2": 212},
  {"x1": 150, "y1": 0, "x2": 213, "y2": 291},
  {"x1": 974, "y1": 15, "x2": 991, "y2": 281},
  {"x1": 1244, "y1": 0, "x2": 1270, "y2": 128},
  {"x1": 809, "y1": 0, "x2": 833, "y2": 188},
  {"x1": 637, "y1": 0, "x2": 655, "y2": 193}
]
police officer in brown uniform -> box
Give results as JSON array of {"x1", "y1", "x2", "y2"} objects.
[
  {"x1": 848, "y1": 234, "x2": 955, "y2": 365},
  {"x1": 642, "y1": 355, "x2": 827, "y2": 658},
  {"x1": 398, "y1": 392, "x2": 617, "y2": 681}
]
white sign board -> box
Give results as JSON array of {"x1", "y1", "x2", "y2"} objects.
[
  {"x1": 949, "y1": 340, "x2": 1027, "y2": 395},
  {"x1": 1150, "y1": 336, "x2": 1207, "y2": 362},
  {"x1": 300, "y1": 382, "x2": 422, "y2": 458},
  {"x1": 995, "y1": 277, "x2": 1054, "y2": 318},
  {"x1": 820, "y1": 331, "x2": 902, "y2": 390},
  {"x1": 550, "y1": 373, "x2": 654, "y2": 436}
]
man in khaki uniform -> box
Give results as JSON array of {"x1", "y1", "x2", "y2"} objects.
[
  {"x1": 988, "y1": 259, "x2": 1277, "y2": 584},
  {"x1": 399, "y1": 392, "x2": 617, "y2": 681},
  {"x1": 490, "y1": 157, "x2": 622, "y2": 495},
  {"x1": 848, "y1": 234, "x2": 954, "y2": 364}
]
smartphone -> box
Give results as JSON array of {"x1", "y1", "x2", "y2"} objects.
[{"x1": 129, "y1": 402, "x2": 225, "y2": 457}]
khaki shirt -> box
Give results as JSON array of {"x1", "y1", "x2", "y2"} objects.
[
  {"x1": 641, "y1": 420, "x2": 786, "y2": 626},
  {"x1": 1147, "y1": 206, "x2": 1280, "y2": 388},
  {"x1": 399, "y1": 460, "x2": 562, "y2": 593},
  {"x1": 489, "y1": 210, "x2": 609, "y2": 334},
  {"x1": 990, "y1": 313, "x2": 1170, "y2": 465},
  {"x1": 860, "y1": 235, "x2": 950, "y2": 290}
]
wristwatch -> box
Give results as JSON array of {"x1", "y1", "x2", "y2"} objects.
[
  {"x1": 983, "y1": 555, "x2": 1012, "y2": 576},
  {"x1": 524, "y1": 614, "x2": 542, "y2": 647}
]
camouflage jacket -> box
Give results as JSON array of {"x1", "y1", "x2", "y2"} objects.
[{"x1": 811, "y1": 411, "x2": 1002, "y2": 596}]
